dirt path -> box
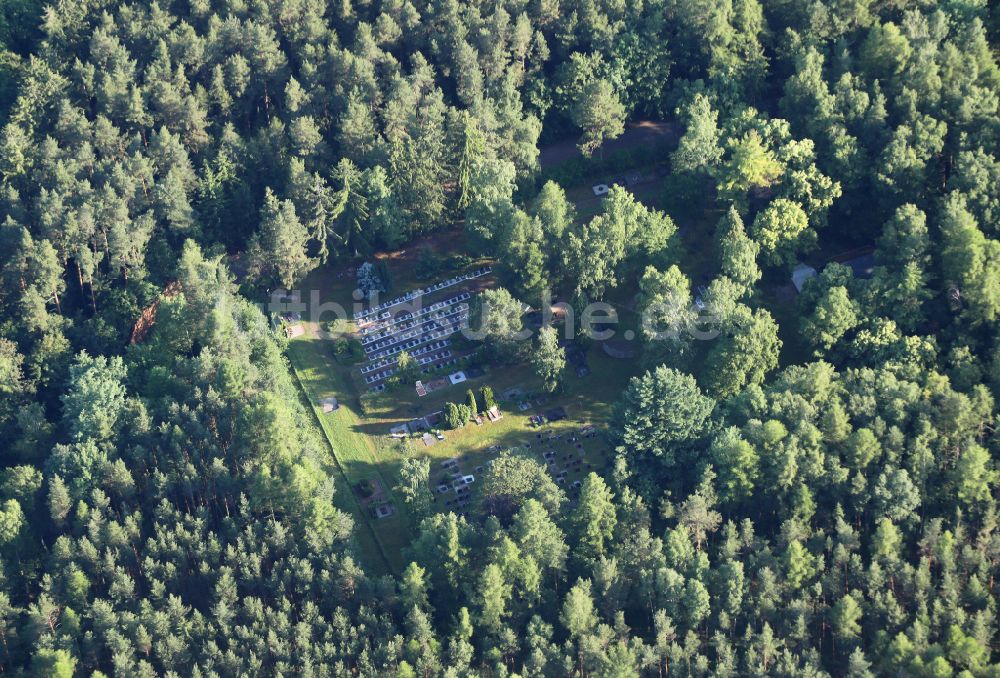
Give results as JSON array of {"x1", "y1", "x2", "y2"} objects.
[{"x1": 539, "y1": 120, "x2": 677, "y2": 168}]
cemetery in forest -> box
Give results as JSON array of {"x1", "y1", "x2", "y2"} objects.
[{"x1": 5, "y1": 0, "x2": 998, "y2": 670}]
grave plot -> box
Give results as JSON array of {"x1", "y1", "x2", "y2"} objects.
[
  {"x1": 531, "y1": 424, "x2": 607, "y2": 501},
  {"x1": 360, "y1": 299, "x2": 470, "y2": 355},
  {"x1": 354, "y1": 477, "x2": 395, "y2": 520},
  {"x1": 354, "y1": 274, "x2": 491, "y2": 390},
  {"x1": 431, "y1": 457, "x2": 479, "y2": 518},
  {"x1": 423, "y1": 421, "x2": 610, "y2": 520},
  {"x1": 353, "y1": 267, "x2": 492, "y2": 323}
]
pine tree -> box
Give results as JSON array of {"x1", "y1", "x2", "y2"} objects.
[
  {"x1": 254, "y1": 188, "x2": 313, "y2": 289},
  {"x1": 571, "y1": 474, "x2": 617, "y2": 562},
  {"x1": 532, "y1": 325, "x2": 565, "y2": 393}
]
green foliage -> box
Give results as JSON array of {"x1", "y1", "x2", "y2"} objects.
[
  {"x1": 395, "y1": 458, "x2": 433, "y2": 519},
  {"x1": 476, "y1": 452, "x2": 564, "y2": 523},
  {"x1": 637, "y1": 264, "x2": 695, "y2": 360},
  {"x1": 612, "y1": 366, "x2": 716, "y2": 469},
  {"x1": 357, "y1": 478, "x2": 376, "y2": 498},
  {"x1": 708, "y1": 427, "x2": 759, "y2": 503},
  {"x1": 572, "y1": 79, "x2": 626, "y2": 157},
  {"x1": 715, "y1": 130, "x2": 784, "y2": 203},
  {"x1": 571, "y1": 474, "x2": 618, "y2": 563},
  {"x1": 396, "y1": 350, "x2": 418, "y2": 383},
  {"x1": 562, "y1": 187, "x2": 677, "y2": 300},
  {"x1": 0, "y1": 499, "x2": 23, "y2": 544},
  {"x1": 801, "y1": 285, "x2": 860, "y2": 354},
  {"x1": 0, "y1": 0, "x2": 998, "y2": 674},
  {"x1": 251, "y1": 188, "x2": 314, "y2": 288},
  {"x1": 479, "y1": 386, "x2": 497, "y2": 412},
  {"x1": 60, "y1": 352, "x2": 127, "y2": 443},
  {"x1": 537, "y1": 144, "x2": 664, "y2": 190},
  {"x1": 532, "y1": 325, "x2": 566, "y2": 393},
  {"x1": 703, "y1": 306, "x2": 781, "y2": 398},
  {"x1": 671, "y1": 93, "x2": 723, "y2": 173},
  {"x1": 715, "y1": 206, "x2": 761, "y2": 291},
  {"x1": 558, "y1": 54, "x2": 626, "y2": 156},
  {"x1": 467, "y1": 287, "x2": 526, "y2": 362},
  {"x1": 463, "y1": 157, "x2": 517, "y2": 255},
  {"x1": 751, "y1": 198, "x2": 812, "y2": 266},
  {"x1": 940, "y1": 192, "x2": 1000, "y2": 324},
  {"x1": 443, "y1": 402, "x2": 472, "y2": 430},
  {"x1": 498, "y1": 210, "x2": 550, "y2": 300},
  {"x1": 30, "y1": 648, "x2": 75, "y2": 678}
]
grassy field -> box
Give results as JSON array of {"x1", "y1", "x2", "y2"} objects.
[
  {"x1": 367, "y1": 341, "x2": 640, "y2": 470},
  {"x1": 288, "y1": 336, "x2": 411, "y2": 574}
]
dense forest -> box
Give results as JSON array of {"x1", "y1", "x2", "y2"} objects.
[{"x1": 0, "y1": 0, "x2": 999, "y2": 675}]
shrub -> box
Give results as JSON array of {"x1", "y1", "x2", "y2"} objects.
[
  {"x1": 444, "y1": 402, "x2": 464, "y2": 429},
  {"x1": 480, "y1": 386, "x2": 497, "y2": 411},
  {"x1": 357, "y1": 479, "x2": 375, "y2": 498},
  {"x1": 348, "y1": 339, "x2": 364, "y2": 360},
  {"x1": 415, "y1": 246, "x2": 441, "y2": 280},
  {"x1": 374, "y1": 260, "x2": 393, "y2": 292},
  {"x1": 446, "y1": 254, "x2": 473, "y2": 272},
  {"x1": 444, "y1": 402, "x2": 472, "y2": 429}
]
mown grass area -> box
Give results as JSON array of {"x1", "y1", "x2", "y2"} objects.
[
  {"x1": 352, "y1": 337, "x2": 643, "y2": 511},
  {"x1": 287, "y1": 336, "x2": 411, "y2": 574}
]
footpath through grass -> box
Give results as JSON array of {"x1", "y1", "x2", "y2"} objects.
[{"x1": 287, "y1": 336, "x2": 410, "y2": 575}]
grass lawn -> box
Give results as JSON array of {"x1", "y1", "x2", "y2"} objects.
[
  {"x1": 287, "y1": 336, "x2": 412, "y2": 574},
  {"x1": 362, "y1": 328, "x2": 642, "y2": 491},
  {"x1": 367, "y1": 343, "x2": 640, "y2": 469}
]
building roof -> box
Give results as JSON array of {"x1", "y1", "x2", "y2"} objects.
[
  {"x1": 841, "y1": 252, "x2": 876, "y2": 279},
  {"x1": 791, "y1": 264, "x2": 818, "y2": 293}
]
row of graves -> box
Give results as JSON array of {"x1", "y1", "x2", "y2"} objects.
[
  {"x1": 431, "y1": 423, "x2": 607, "y2": 519},
  {"x1": 536, "y1": 424, "x2": 601, "y2": 498},
  {"x1": 434, "y1": 457, "x2": 481, "y2": 518},
  {"x1": 354, "y1": 268, "x2": 492, "y2": 390}
]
